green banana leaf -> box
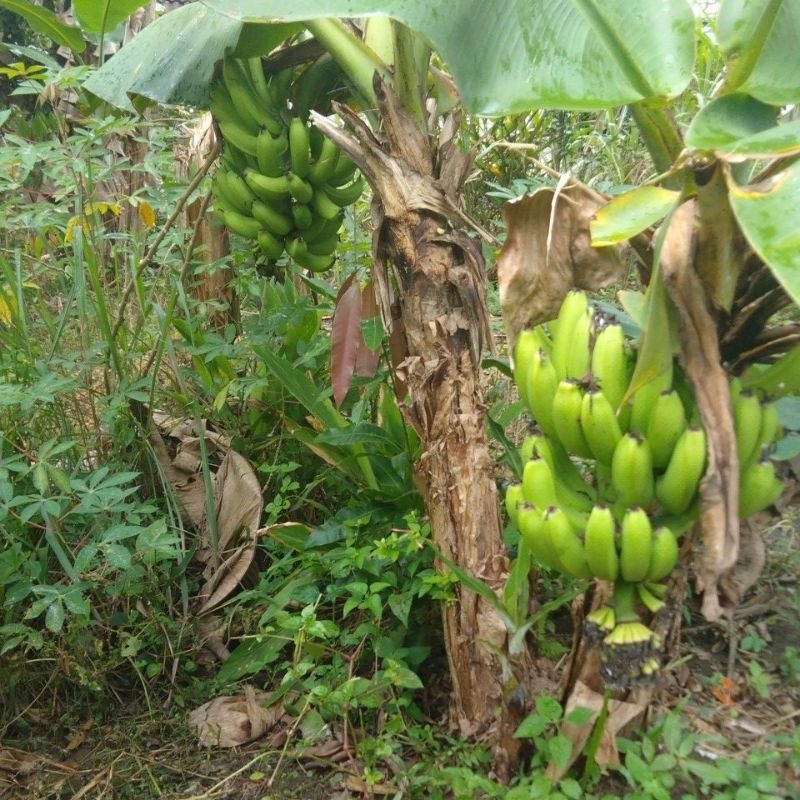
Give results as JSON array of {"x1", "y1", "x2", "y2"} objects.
[
  {"x1": 0, "y1": 0, "x2": 85, "y2": 54},
  {"x1": 686, "y1": 93, "x2": 800, "y2": 158},
  {"x1": 87, "y1": 0, "x2": 694, "y2": 113},
  {"x1": 717, "y1": 0, "x2": 800, "y2": 105},
  {"x1": 82, "y1": 3, "x2": 298, "y2": 110},
  {"x1": 72, "y1": 0, "x2": 150, "y2": 35},
  {"x1": 729, "y1": 159, "x2": 800, "y2": 307}
]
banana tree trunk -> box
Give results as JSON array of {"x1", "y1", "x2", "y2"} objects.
[{"x1": 314, "y1": 85, "x2": 538, "y2": 777}]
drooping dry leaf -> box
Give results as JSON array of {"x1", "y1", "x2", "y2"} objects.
[
  {"x1": 195, "y1": 450, "x2": 262, "y2": 614},
  {"x1": 497, "y1": 175, "x2": 625, "y2": 344},
  {"x1": 188, "y1": 685, "x2": 285, "y2": 748},
  {"x1": 148, "y1": 411, "x2": 231, "y2": 530},
  {"x1": 547, "y1": 680, "x2": 646, "y2": 781},
  {"x1": 660, "y1": 200, "x2": 740, "y2": 621},
  {"x1": 148, "y1": 428, "x2": 207, "y2": 529}
]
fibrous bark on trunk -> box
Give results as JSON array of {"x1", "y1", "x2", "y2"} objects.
[{"x1": 313, "y1": 83, "x2": 542, "y2": 777}]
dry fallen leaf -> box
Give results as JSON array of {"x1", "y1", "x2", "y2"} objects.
[
  {"x1": 188, "y1": 686, "x2": 285, "y2": 748},
  {"x1": 547, "y1": 680, "x2": 646, "y2": 781}
]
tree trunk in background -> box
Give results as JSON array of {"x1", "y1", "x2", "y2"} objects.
[{"x1": 317, "y1": 85, "x2": 544, "y2": 778}]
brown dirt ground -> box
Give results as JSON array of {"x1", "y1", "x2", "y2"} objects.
[{"x1": 1, "y1": 519, "x2": 798, "y2": 800}]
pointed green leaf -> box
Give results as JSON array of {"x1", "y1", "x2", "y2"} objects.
[
  {"x1": 686, "y1": 93, "x2": 800, "y2": 158},
  {"x1": 72, "y1": 0, "x2": 149, "y2": 34},
  {"x1": 729, "y1": 160, "x2": 800, "y2": 306},
  {"x1": 0, "y1": 0, "x2": 86, "y2": 53},
  {"x1": 717, "y1": 0, "x2": 800, "y2": 104},
  {"x1": 591, "y1": 186, "x2": 680, "y2": 246}
]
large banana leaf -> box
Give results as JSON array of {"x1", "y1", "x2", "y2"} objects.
[
  {"x1": 82, "y1": 3, "x2": 298, "y2": 110},
  {"x1": 86, "y1": 0, "x2": 694, "y2": 113},
  {"x1": 73, "y1": 0, "x2": 151, "y2": 34},
  {"x1": 717, "y1": 0, "x2": 800, "y2": 105}
]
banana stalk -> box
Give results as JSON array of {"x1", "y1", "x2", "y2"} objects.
[{"x1": 304, "y1": 18, "x2": 389, "y2": 109}]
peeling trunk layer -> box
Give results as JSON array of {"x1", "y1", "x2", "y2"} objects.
[
  {"x1": 382, "y1": 212, "x2": 509, "y2": 735},
  {"x1": 314, "y1": 85, "x2": 541, "y2": 777}
]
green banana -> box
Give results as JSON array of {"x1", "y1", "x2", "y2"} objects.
[
  {"x1": 739, "y1": 458, "x2": 784, "y2": 518},
  {"x1": 504, "y1": 481, "x2": 524, "y2": 526},
  {"x1": 213, "y1": 169, "x2": 252, "y2": 215},
  {"x1": 519, "y1": 434, "x2": 596, "y2": 511},
  {"x1": 285, "y1": 236, "x2": 336, "y2": 272},
  {"x1": 654, "y1": 426, "x2": 707, "y2": 515},
  {"x1": 645, "y1": 525, "x2": 680, "y2": 582},
  {"x1": 217, "y1": 118, "x2": 259, "y2": 157},
  {"x1": 552, "y1": 379, "x2": 593, "y2": 459},
  {"x1": 288, "y1": 116, "x2": 311, "y2": 179},
  {"x1": 636, "y1": 582, "x2": 666, "y2": 615},
  {"x1": 222, "y1": 58, "x2": 283, "y2": 135},
  {"x1": 518, "y1": 503, "x2": 564, "y2": 572},
  {"x1": 618, "y1": 507, "x2": 654, "y2": 583},
  {"x1": 307, "y1": 234, "x2": 340, "y2": 257},
  {"x1": 246, "y1": 56, "x2": 271, "y2": 106},
  {"x1": 543, "y1": 506, "x2": 593, "y2": 580},
  {"x1": 244, "y1": 170, "x2": 293, "y2": 202},
  {"x1": 221, "y1": 168, "x2": 257, "y2": 214},
  {"x1": 215, "y1": 206, "x2": 262, "y2": 239},
  {"x1": 267, "y1": 68, "x2": 294, "y2": 111},
  {"x1": 551, "y1": 290, "x2": 590, "y2": 380},
  {"x1": 251, "y1": 199, "x2": 294, "y2": 236},
  {"x1": 291, "y1": 202, "x2": 315, "y2": 231},
  {"x1": 610, "y1": 432, "x2": 655, "y2": 510},
  {"x1": 327, "y1": 152, "x2": 360, "y2": 186},
  {"x1": 311, "y1": 185, "x2": 345, "y2": 221},
  {"x1": 581, "y1": 389, "x2": 623, "y2": 466},
  {"x1": 647, "y1": 389, "x2": 688, "y2": 469},
  {"x1": 583, "y1": 504, "x2": 619, "y2": 582},
  {"x1": 220, "y1": 143, "x2": 251, "y2": 176},
  {"x1": 733, "y1": 389, "x2": 764, "y2": 468},
  {"x1": 256, "y1": 129, "x2": 287, "y2": 178},
  {"x1": 286, "y1": 173, "x2": 314, "y2": 204},
  {"x1": 628, "y1": 366, "x2": 673, "y2": 436},
  {"x1": 521, "y1": 457, "x2": 558, "y2": 510},
  {"x1": 757, "y1": 401, "x2": 782, "y2": 453},
  {"x1": 307, "y1": 134, "x2": 342, "y2": 185},
  {"x1": 591, "y1": 322, "x2": 631, "y2": 412},
  {"x1": 209, "y1": 82, "x2": 258, "y2": 135},
  {"x1": 302, "y1": 212, "x2": 343, "y2": 243},
  {"x1": 257, "y1": 228, "x2": 286, "y2": 260},
  {"x1": 321, "y1": 175, "x2": 366, "y2": 207},
  {"x1": 513, "y1": 330, "x2": 557, "y2": 435},
  {"x1": 291, "y1": 52, "x2": 342, "y2": 118}
]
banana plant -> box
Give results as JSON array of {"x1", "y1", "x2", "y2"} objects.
[{"x1": 79, "y1": 0, "x2": 800, "y2": 778}]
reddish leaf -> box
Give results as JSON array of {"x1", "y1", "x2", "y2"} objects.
[
  {"x1": 331, "y1": 274, "x2": 362, "y2": 407},
  {"x1": 354, "y1": 279, "x2": 381, "y2": 378}
]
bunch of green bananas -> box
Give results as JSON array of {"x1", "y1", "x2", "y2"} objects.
[
  {"x1": 505, "y1": 289, "x2": 786, "y2": 686},
  {"x1": 209, "y1": 56, "x2": 365, "y2": 272}
]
